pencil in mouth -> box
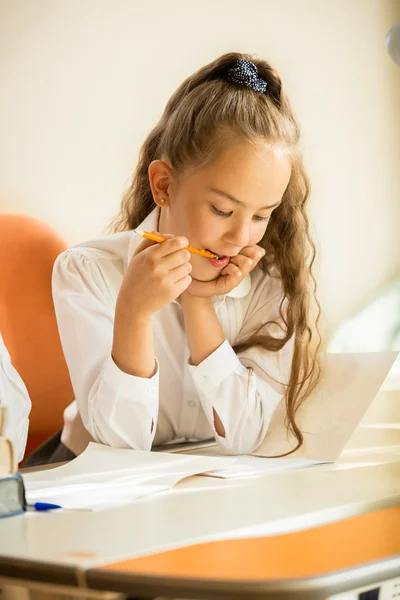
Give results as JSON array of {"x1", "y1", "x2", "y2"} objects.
[{"x1": 206, "y1": 249, "x2": 225, "y2": 260}]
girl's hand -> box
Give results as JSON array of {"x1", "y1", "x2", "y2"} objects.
[
  {"x1": 119, "y1": 233, "x2": 192, "y2": 319},
  {"x1": 186, "y1": 245, "x2": 265, "y2": 298}
]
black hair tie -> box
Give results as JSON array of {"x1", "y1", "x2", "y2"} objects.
[{"x1": 226, "y1": 59, "x2": 267, "y2": 94}]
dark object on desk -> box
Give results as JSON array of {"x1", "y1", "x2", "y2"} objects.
[
  {"x1": 359, "y1": 588, "x2": 380, "y2": 600},
  {"x1": 29, "y1": 502, "x2": 62, "y2": 511},
  {"x1": 24, "y1": 429, "x2": 76, "y2": 467},
  {"x1": 0, "y1": 473, "x2": 26, "y2": 519}
]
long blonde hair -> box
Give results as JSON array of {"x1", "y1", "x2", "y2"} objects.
[{"x1": 112, "y1": 52, "x2": 322, "y2": 454}]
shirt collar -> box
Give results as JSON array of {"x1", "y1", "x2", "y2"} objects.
[{"x1": 126, "y1": 207, "x2": 251, "y2": 301}]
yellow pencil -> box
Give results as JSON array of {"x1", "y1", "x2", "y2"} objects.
[{"x1": 135, "y1": 229, "x2": 219, "y2": 259}]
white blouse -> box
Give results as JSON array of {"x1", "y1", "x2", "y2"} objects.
[
  {"x1": 54, "y1": 208, "x2": 293, "y2": 456},
  {"x1": 0, "y1": 333, "x2": 31, "y2": 462}
]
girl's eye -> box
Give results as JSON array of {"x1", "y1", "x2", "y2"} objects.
[
  {"x1": 211, "y1": 204, "x2": 270, "y2": 223},
  {"x1": 211, "y1": 205, "x2": 232, "y2": 218},
  {"x1": 253, "y1": 215, "x2": 270, "y2": 223}
]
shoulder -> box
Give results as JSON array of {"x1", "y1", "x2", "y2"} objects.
[
  {"x1": 53, "y1": 231, "x2": 133, "y2": 297},
  {"x1": 54, "y1": 231, "x2": 133, "y2": 276}
]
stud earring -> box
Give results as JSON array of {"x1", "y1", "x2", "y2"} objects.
[{"x1": 160, "y1": 198, "x2": 165, "y2": 204}]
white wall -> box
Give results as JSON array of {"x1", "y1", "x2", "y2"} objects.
[{"x1": 1, "y1": 0, "x2": 399, "y2": 335}]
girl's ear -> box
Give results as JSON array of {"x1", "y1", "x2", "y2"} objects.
[{"x1": 148, "y1": 160, "x2": 173, "y2": 207}]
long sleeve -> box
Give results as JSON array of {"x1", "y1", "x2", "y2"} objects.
[
  {"x1": 0, "y1": 333, "x2": 31, "y2": 462},
  {"x1": 52, "y1": 250, "x2": 159, "y2": 451},
  {"x1": 187, "y1": 275, "x2": 293, "y2": 455}
]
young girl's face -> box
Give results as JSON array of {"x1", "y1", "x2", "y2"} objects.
[{"x1": 160, "y1": 141, "x2": 291, "y2": 282}]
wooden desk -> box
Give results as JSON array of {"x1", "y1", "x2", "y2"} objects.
[{"x1": 0, "y1": 390, "x2": 399, "y2": 599}]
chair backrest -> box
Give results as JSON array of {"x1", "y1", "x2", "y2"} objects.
[{"x1": 0, "y1": 214, "x2": 74, "y2": 458}]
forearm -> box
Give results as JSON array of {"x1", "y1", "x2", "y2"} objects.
[
  {"x1": 187, "y1": 339, "x2": 287, "y2": 454},
  {"x1": 112, "y1": 291, "x2": 156, "y2": 378},
  {"x1": 180, "y1": 294, "x2": 225, "y2": 366}
]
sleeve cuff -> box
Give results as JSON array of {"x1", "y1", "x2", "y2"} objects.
[
  {"x1": 102, "y1": 354, "x2": 159, "y2": 405},
  {"x1": 187, "y1": 339, "x2": 246, "y2": 393}
]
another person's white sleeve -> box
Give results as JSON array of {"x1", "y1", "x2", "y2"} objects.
[{"x1": 0, "y1": 333, "x2": 31, "y2": 462}]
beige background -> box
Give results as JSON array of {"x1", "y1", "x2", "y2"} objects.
[{"x1": 0, "y1": 0, "x2": 399, "y2": 335}]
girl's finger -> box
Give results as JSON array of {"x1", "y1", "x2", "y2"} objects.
[
  {"x1": 229, "y1": 254, "x2": 253, "y2": 274},
  {"x1": 133, "y1": 232, "x2": 175, "y2": 257},
  {"x1": 162, "y1": 248, "x2": 191, "y2": 270},
  {"x1": 168, "y1": 261, "x2": 193, "y2": 283},
  {"x1": 155, "y1": 235, "x2": 189, "y2": 258},
  {"x1": 220, "y1": 263, "x2": 242, "y2": 279},
  {"x1": 240, "y1": 245, "x2": 265, "y2": 264},
  {"x1": 214, "y1": 261, "x2": 247, "y2": 295},
  {"x1": 133, "y1": 237, "x2": 158, "y2": 257}
]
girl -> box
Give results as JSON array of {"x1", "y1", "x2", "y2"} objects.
[{"x1": 50, "y1": 53, "x2": 321, "y2": 460}]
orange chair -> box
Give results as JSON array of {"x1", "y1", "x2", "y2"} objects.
[{"x1": 0, "y1": 214, "x2": 74, "y2": 460}]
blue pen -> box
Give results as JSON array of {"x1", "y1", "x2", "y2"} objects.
[{"x1": 29, "y1": 502, "x2": 62, "y2": 511}]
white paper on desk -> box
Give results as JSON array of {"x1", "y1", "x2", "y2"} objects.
[
  {"x1": 203, "y1": 455, "x2": 326, "y2": 478},
  {"x1": 24, "y1": 481, "x2": 169, "y2": 510},
  {"x1": 253, "y1": 352, "x2": 399, "y2": 462},
  {"x1": 22, "y1": 443, "x2": 237, "y2": 510}
]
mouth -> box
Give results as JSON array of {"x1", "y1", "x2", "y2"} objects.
[
  {"x1": 205, "y1": 249, "x2": 230, "y2": 269},
  {"x1": 206, "y1": 249, "x2": 226, "y2": 261}
]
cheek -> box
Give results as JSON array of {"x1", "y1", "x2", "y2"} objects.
[
  {"x1": 170, "y1": 195, "x2": 205, "y2": 233},
  {"x1": 185, "y1": 204, "x2": 219, "y2": 242}
]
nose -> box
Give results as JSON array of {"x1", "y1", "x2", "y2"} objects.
[{"x1": 223, "y1": 219, "x2": 251, "y2": 250}]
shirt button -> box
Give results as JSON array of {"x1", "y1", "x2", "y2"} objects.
[{"x1": 188, "y1": 399, "x2": 197, "y2": 408}]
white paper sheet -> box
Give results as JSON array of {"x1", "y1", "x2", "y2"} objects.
[
  {"x1": 22, "y1": 443, "x2": 237, "y2": 510},
  {"x1": 253, "y1": 352, "x2": 399, "y2": 461},
  {"x1": 203, "y1": 455, "x2": 325, "y2": 478},
  {"x1": 24, "y1": 481, "x2": 169, "y2": 510}
]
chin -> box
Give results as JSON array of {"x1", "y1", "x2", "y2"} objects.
[{"x1": 191, "y1": 267, "x2": 220, "y2": 282}]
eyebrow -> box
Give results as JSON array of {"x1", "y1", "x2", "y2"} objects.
[{"x1": 207, "y1": 187, "x2": 281, "y2": 210}]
